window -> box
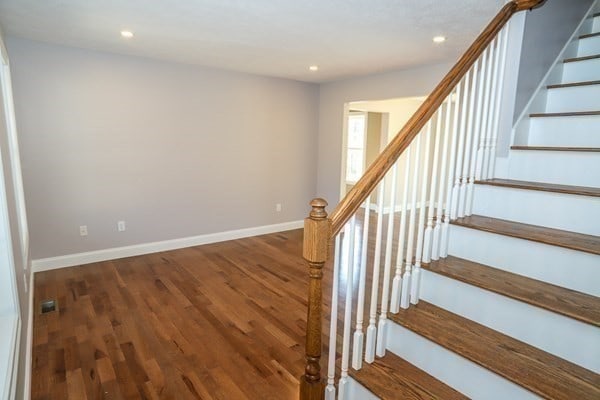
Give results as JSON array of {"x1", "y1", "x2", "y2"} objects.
[{"x1": 345, "y1": 113, "x2": 367, "y2": 184}]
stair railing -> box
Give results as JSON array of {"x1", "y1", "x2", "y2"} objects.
[{"x1": 299, "y1": 1, "x2": 547, "y2": 399}]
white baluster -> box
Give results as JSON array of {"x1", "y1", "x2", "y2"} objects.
[
  {"x1": 338, "y1": 216, "x2": 357, "y2": 400},
  {"x1": 411, "y1": 121, "x2": 433, "y2": 304},
  {"x1": 376, "y1": 164, "x2": 398, "y2": 357},
  {"x1": 432, "y1": 97, "x2": 453, "y2": 260},
  {"x1": 441, "y1": 80, "x2": 463, "y2": 258},
  {"x1": 475, "y1": 46, "x2": 493, "y2": 181},
  {"x1": 423, "y1": 109, "x2": 444, "y2": 262},
  {"x1": 352, "y1": 197, "x2": 371, "y2": 370},
  {"x1": 482, "y1": 37, "x2": 501, "y2": 180},
  {"x1": 365, "y1": 183, "x2": 385, "y2": 363},
  {"x1": 402, "y1": 133, "x2": 422, "y2": 308},
  {"x1": 325, "y1": 236, "x2": 341, "y2": 400},
  {"x1": 467, "y1": 48, "x2": 490, "y2": 215},
  {"x1": 390, "y1": 150, "x2": 411, "y2": 313},
  {"x1": 459, "y1": 60, "x2": 480, "y2": 218},
  {"x1": 450, "y1": 70, "x2": 471, "y2": 220},
  {"x1": 489, "y1": 25, "x2": 510, "y2": 179}
]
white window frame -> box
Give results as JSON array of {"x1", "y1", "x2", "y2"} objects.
[{"x1": 345, "y1": 111, "x2": 368, "y2": 185}]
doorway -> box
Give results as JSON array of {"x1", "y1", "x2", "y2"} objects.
[{"x1": 340, "y1": 96, "x2": 426, "y2": 199}]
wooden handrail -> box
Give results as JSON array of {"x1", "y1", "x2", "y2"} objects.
[
  {"x1": 515, "y1": 0, "x2": 548, "y2": 11},
  {"x1": 329, "y1": 0, "x2": 546, "y2": 236}
]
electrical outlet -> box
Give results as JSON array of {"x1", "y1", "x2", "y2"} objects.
[
  {"x1": 118, "y1": 221, "x2": 126, "y2": 232},
  {"x1": 79, "y1": 225, "x2": 88, "y2": 236},
  {"x1": 276, "y1": 203, "x2": 282, "y2": 212}
]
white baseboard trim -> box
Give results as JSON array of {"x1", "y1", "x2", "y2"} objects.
[
  {"x1": 32, "y1": 220, "x2": 304, "y2": 273},
  {"x1": 23, "y1": 271, "x2": 33, "y2": 400}
]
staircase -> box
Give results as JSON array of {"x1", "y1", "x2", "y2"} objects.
[
  {"x1": 299, "y1": 2, "x2": 600, "y2": 400},
  {"x1": 351, "y1": 6, "x2": 600, "y2": 399}
]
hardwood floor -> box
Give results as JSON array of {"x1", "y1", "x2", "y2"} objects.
[
  {"x1": 31, "y1": 209, "x2": 414, "y2": 400},
  {"x1": 32, "y1": 229, "x2": 314, "y2": 400}
]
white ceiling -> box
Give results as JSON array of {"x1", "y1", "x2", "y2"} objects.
[{"x1": 0, "y1": 0, "x2": 505, "y2": 82}]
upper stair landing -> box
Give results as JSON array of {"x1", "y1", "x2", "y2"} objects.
[{"x1": 512, "y1": 7, "x2": 600, "y2": 152}]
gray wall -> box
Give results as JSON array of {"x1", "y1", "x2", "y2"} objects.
[
  {"x1": 513, "y1": 0, "x2": 594, "y2": 121},
  {"x1": 0, "y1": 28, "x2": 30, "y2": 400},
  {"x1": 317, "y1": 63, "x2": 453, "y2": 205},
  {"x1": 7, "y1": 38, "x2": 319, "y2": 259}
]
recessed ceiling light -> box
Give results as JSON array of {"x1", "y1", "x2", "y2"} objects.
[
  {"x1": 121, "y1": 30, "x2": 134, "y2": 39},
  {"x1": 433, "y1": 36, "x2": 446, "y2": 44},
  {"x1": 309, "y1": 65, "x2": 319, "y2": 71}
]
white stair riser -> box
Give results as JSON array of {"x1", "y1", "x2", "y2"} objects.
[
  {"x1": 347, "y1": 378, "x2": 379, "y2": 400},
  {"x1": 562, "y1": 58, "x2": 600, "y2": 82},
  {"x1": 386, "y1": 323, "x2": 540, "y2": 400},
  {"x1": 421, "y1": 270, "x2": 600, "y2": 373},
  {"x1": 593, "y1": 16, "x2": 600, "y2": 32},
  {"x1": 472, "y1": 185, "x2": 600, "y2": 235},
  {"x1": 448, "y1": 225, "x2": 600, "y2": 296},
  {"x1": 527, "y1": 115, "x2": 600, "y2": 146},
  {"x1": 507, "y1": 150, "x2": 600, "y2": 187},
  {"x1": 577, "y1": 35, "x2": 600, "y2": 57},
  {"x1": 545, "y1": 85, "x2": 600, "y2": 112}
]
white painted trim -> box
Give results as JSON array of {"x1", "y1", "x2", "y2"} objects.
[
  {"x1": 8, "y1": 315, "x2": 20, "y2": 400},
  {"x1": 23, "y1": 272, "x2": 33, "y2": 400},
  {"x1": 32, "y1": 220, "x2": 304, "y2": 272},
  {"x1": 347, "y1": 377, "x2": 379, "y2": 400},
  {"x1": 1, "y1": 314, "x2": 18, "y2": 400}
]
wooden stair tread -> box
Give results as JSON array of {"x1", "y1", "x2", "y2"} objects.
[
  {"x1": 475, "y1": 178, "x2": 600, "y2": 197},
  {"x1": 423, "y1": 255, "x2": 600, "y2": 327},
  {"x1": 564, "y1": 54, "x2": 600, "y2": 63},
  {"x1": 510, "y1": 145, "x2": 600, "y2": 152},
  {"x1": 389, "y1": 302, "x2": 600, "y2": 400},
  {"x1": 529, "y1": 110, "x2": 600, "y2": 117},
  {"x1": 580, "y1": 32, "x2": 600, "y2": 39},
  {"x1": 451, "y1": 215, "x2": 600, "y2": 255},
  {"x1": 547, "y1": 80, "x2": 600, "y2": 89},
  {"x1": 349, "y1": 353, "x2": 468, "y2": 400}
]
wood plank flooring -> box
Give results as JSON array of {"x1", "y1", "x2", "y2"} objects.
[{"x1": 32, "y1": 229, "x2": 313, "y2": 400}]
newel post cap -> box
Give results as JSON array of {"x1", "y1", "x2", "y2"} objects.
[{"x1": 309, "y1": 198, "x2": 328, "y2": 220}]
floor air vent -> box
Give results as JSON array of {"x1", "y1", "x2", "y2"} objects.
[{"x1": 40, "y1": 299, "x2": 57, "y2": 314}]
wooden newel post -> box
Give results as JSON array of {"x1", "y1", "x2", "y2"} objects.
[{"x1": 300, "y1": 198, "x2": 331, "y2": 400}]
